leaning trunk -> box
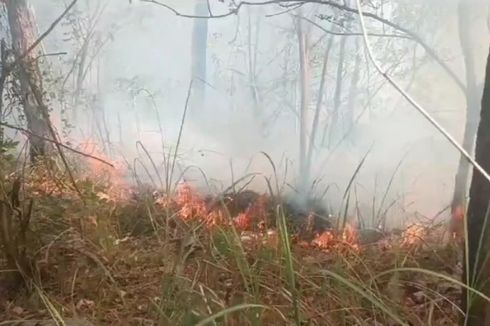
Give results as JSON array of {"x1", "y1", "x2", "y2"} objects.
[
  {"x1": 463, "y1": 45, "x2": 490, "y2": 325},
  {"x1": 450, "y1": 0, "x2": 481, "y2": 239},
  {"x1": 5, "y1": 0, "x2": 51, "y2": 161}
]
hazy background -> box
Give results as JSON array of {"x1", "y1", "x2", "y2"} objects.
[{"x1": 14, "y1": 0, "x2": 490, "y2": 228}]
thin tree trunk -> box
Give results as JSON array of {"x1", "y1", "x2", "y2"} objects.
[
  {"x1": 324, "y1": 36, "x2": 346, "y2": 147},
  {"x1": 297, "y1": 13, "x2": 310, "y2": 196},
  {"x1": 304, "y1": 35, "x2": 334, "y2": 189},
  {"x1": 450, "y1": 0, "x2": 481, "y2": 239},
  {"x1": 247, "y1": 8, "x2": 260, "y2": 117},
  {"x1": 463, "y1": 45, "x2": 490, "y2": 325},
  {"x1": 5, "y1": 0, "x2": 51, "y2": 161},
  {"x1": 344, "y1": 38, "x2": 361, "y2": 135},
  {"x1": 190, "y1": 0, "x2": 208, "y2": 113}
]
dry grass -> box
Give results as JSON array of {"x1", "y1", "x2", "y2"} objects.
[{"x1": 0, "y1": 161, "x2": 463, "y2": 326}]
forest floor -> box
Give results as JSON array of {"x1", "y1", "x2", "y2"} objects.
[{"x1": 0, "y1": 159, "x2": 463, "y2": 326}]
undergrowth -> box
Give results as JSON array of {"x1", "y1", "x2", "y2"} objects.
[{"x1": 0, "y1": 159, "x2": 463, "y2": 326}]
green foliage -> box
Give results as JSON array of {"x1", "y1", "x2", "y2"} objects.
[{"x1": 0, "y1": 137, "x2": 19, "y2": 167}]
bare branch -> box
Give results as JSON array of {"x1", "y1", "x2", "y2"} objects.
[
  {"x1": 354, "y1": 0, "x2": 490, "y2": 183},
  {"x1": 143, "y1": 0, "x2": 465, "y2": 93},
  {"x1": 299, "y1": 16, "x2": 412, "y2": 40},
  {"x1": 0, "y1": 122, "x2": 115, "y2": 168},
  {"x1": 11, "y1": 0, "x2": 78, "y2": 68}
]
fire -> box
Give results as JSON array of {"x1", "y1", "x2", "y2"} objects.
[
  {"x1": 154, "y1": 183, "x2": 366, "y2": 252},
  {"x1": 172, "y1": 184, "x2": 272, "y2": 231},
  {"x1": 26, "y1": 164, "x2": 66, "y2": 197},
  {"x1": 175, "y1": 182, "x2": 225, "y2": 228},
  {"x1": 342, "y1": 223, "x2": 358, "y2": 245},
  {"x1": 311, "y1": 230, "x2": 336, "y2": 249},
  {"x1": 23, "y1": 139, "x2": 130, "y2": 200},
  {"x1": 233, "y1": 194, "x2": 268, "y2": 232},
  {"x1": 78, "y1": 139, "x2": 130, "y2": 202},
  {"x1": 234, "y1": 212, "x2": 252, "y2": 230},
  {"x1": 176, "y1": 182, "x2": 207, "y2": 220},
  {"x1": 449, "y1": 205, "x2": 465, "y2": 241},
  {"x1": 401, "y1": 223, "x2": 426, "y2": 247},
  {"x1": 312, "y1": 223, "x2": 359, "y2": 252}
]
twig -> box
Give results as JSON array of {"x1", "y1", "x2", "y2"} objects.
[
  {"x1": 9, "y1": 0, "x2": 78, "y2": 70},
  {"x1": 354, "y1": 0, "x2": 490, "y2": 184},
  {"x1": 143, "y1": 0, "x2": 465, "y2": 93},
  {"x1": 0, "y1": 122, "x2": 114, "y2": 167},
  {"x1": 265, "y1": 3, "x2": 304, "y2": 17},
  {"x1": 32, "y1": 52, "x2": 68, "y2": 62},
  {"x1": 299, "y1": 16, "x2": 412, "y2": 40},
  {"x1": 25, "y1": 75, "x2": 85, "y2": 202}
]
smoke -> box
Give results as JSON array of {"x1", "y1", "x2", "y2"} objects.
[{"x1": 10, "y1": 0, "x2": 490, "y2": 228}]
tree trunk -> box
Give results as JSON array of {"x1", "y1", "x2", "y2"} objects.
[
  {"x1": 190, "y1": 0, "x2": 208, "y2": 113},
  {"x1": 450, "y1": 0, "x2": 481, "y2": 239},
  {"x1": 324, "y1": 36, "x2": 346, "y2": 148},
  {"x1": 304, "y1": 35, "x2": 334, "y2": 188},
  {"x1": 297, "y1": 13, "x2": 310, "y2": 197},
  {"x1": 5, "y1": 0, "x2": 51, "y2": 162},
  {"x1": 247, "y1": 9, "x2": 260, "y2": 117},
  {"x1": 344, "y1": 38, "x2": 361, "y2": 136},
  {"x1": 463, "y1": 45, "x2": 490, "y2": 325}
]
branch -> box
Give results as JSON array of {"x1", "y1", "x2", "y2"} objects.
[
  {"x1": 299, "y1": 16, "x2": 412, "y2": 40},
  {"x1": 0, "y1": 0, "x2": 77, "y2": 103},
  {"x1": 143, "y1": 0, "x2": 465, "y2": 93},
  {"x1": 354, "y1": 0, "x2": 490, "y2": 183},
  {"x1": 10, "y1": 0, "x2": 78, "y2": 67},
  {"x1": 1, "y1": 122, "x2": 114, "y2": 168}
]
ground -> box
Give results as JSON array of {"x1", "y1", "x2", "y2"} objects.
[{"x1": 0, "y1": 160, "x2": 463, "y2": 325}]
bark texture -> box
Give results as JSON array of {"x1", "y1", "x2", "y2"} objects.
[
  {"x1": 450, "y1": 0, "x2": 481, "y2": 239},
  {"x1": 5, "y1": 0, "x2": 51, "y2": 161},
  {"x1": 463, "y1": 45, "x2": 490, "y2": 325}
]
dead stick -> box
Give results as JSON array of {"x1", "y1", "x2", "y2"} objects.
[{"x1": 0, "y1": 122, "x2": 114, "y2": 168}]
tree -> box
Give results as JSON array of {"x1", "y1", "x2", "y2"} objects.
[
  {"x1": 344, "y1": 38, "x2": 360, "y2": 135},
  {"x1": 463, "y1": 45, "x2": 490, "y2": 325},
  {"x1": 450, "y1": 0, "x2": 481, "y2": 240},
  {"x1": 5, "y1": 0, "x2": 52, "y2": 161},
  {"x1": 190, "y1": 0, "x2": 209, "y2": 113},
  {"x1": 297, "y1": 9, "x2": 310, "y2": 198},
  {"x1": 327, "y1": 35, "x2": 346, "y2": 147}
]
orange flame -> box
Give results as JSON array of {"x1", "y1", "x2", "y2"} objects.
[
  {"x1": 233, "y1": 194, "x2": 268, "y2": 232},
  {"x1": 449, "y1": 205, "x2": 465, "y2": 241},
  {"x1": 342, "y1": 223, "x2": 358, "y2": 244},
  {"x1": 79, "y1": 139, "x2": 129, "y2": 202},
  {"x1": 312, "y1": 223, "x2": 359, "y2": 253},
  {"x1": 175, "y1": 182, "x2": 225, "y2": 228},
  {"x1": 312, "y1": 230, "x2": 336, "y2": 249},
  {"x1": 234, "y1": 212, "x2": 252, "y2": 230},
  {"x1": 401, "y1": 223, "x2": 425, "y2": 247}
]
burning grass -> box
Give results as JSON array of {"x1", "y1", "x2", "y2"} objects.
[{"x1": 0, "y1": 158, "x2": 463, "y2": 325}]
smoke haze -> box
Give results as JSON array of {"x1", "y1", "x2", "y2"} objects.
[{"x1": 6, "y1": 0, "x2": 490, "y2": 228}]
